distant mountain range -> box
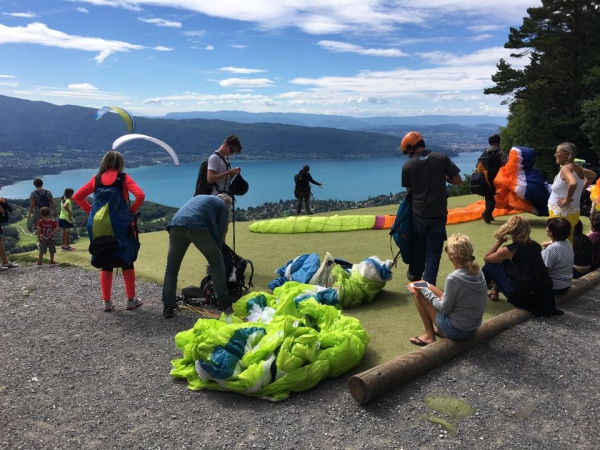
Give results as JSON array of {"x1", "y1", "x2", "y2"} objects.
[
  {"x1": 0, "y1": 95, "x2": 472, "y2": 163},
  {"x1": 0, "y1": 95, "x2": 420, "y2": 164},
  {"x1": 163, "y1": 110, "x2": 507, "y2": 130}
]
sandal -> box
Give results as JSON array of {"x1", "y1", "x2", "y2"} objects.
[{"x1": 487, "y1": 290, "x2": 499, "y2": 302}]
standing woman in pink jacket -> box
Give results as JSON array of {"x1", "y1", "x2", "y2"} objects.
[{"x1": 73, "y1": 151, "x2": 145, "y2": 312}]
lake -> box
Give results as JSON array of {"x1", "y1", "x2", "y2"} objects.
[{"x1": 0, "y1": 153, "x2": 480, "y2": 208}]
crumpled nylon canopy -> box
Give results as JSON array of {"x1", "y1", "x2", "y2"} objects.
[
  {"x1": 268, "y1": 254, "x2": 393, "y2": 308},
  {"x1": 250, "y1": 214, "x2": 377, "y2": 233},
  {"x1": 170, "y1": 283, "x2": 370, "y2": 401},
  {"x1": 493, "y1": 146, "x2": 550, "y2": 216}
]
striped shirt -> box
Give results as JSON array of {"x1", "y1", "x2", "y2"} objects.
[{"x1": 542, "y1": 240, "x2": 574, "y2": 290}]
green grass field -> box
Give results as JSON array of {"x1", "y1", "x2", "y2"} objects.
[{"x1": 15, "y1": 194, "x2": 591, "y2": 369}]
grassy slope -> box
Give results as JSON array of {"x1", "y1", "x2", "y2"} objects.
[{"x1": 22, "y1": 194, "x2": 589, "y2": 369}]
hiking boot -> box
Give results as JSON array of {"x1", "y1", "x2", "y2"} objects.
[
  {"x1": 0, "y1": 266, "x2": 8, "y2": 272},
  {"x1": 216, "y1": 299, "x2": 233, "y2": 311},
  {"x1": 163, "y1": 305, "x2": 176, "y2": 319},
  {"x1": 126, "y1": 298, "x2": 143, "y2": 310},
  {"x1": 103, "y1": 301, "x2": 114, "y2": 312},
  {"x1": 2, "y1": 261, "x2": 19, "y2": 268},
  {"x1": 36, "y1": 261, "x2": 42, "y2": 267}
]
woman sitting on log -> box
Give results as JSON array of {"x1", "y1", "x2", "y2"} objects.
[
  {"x1": 408, "y1": 233, "x2": 487, "y2": 347},
  {"x1": 482, "y1": 215, "x2": 563, "y2": 317}
]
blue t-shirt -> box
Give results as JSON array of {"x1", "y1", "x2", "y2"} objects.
[{"x1": 167, "y1": 195, "x2": 228, "y2": 246}]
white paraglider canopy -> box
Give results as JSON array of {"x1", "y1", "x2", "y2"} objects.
[{"x1": 112, "y1": 134, "x2": 179, "y2": 166}]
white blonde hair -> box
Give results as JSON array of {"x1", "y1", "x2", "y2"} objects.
[{"x1": 216, "y1": 193, "x2": 232, "y2": 205}]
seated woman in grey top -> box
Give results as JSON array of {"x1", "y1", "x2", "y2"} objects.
[{"x1": 408, "y1": 233, "x2": 488, "y2": 347}]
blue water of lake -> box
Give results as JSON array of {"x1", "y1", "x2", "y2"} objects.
[{"x1": 0, "y1": 153, "x2": 480, "y2": 208}]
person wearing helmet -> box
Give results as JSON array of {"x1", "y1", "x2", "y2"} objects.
[
  {"x1": 294, "y1": 165, "x2": 322, "y2": 215},
  {"x1": 401, "y1": 131, "x2": 462, "y2": 286},
  {"x1": 478, "y1": 134, "x2": 507, "y2": 224}
]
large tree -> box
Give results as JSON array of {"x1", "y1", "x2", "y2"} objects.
[{"x1": 485, "y1": 0, "x2": 600, "y2": 177}]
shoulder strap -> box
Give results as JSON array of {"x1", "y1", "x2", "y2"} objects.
[
  {"x1": 95, "y1": 173, "x2": 129, "y2": 206},
  {"x1": 214, "y1": 151, "x2": 231, "y2": 170}
]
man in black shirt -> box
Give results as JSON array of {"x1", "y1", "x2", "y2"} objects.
[
  {"x1": 479, "y1": 134, "x2": 507, "y2": 223},
  {"x1": 294, "y1": 165, "x2": 321, "y2": 215},
  {"x1": 401, "y1": 131, "x2": 462, "y2": 286}
]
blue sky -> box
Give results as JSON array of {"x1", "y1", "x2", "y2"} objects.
[{"x1": 0, "y1": 0, "x2": 541, "y2": 118}]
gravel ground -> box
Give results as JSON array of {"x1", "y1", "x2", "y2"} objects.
[{"x1": 1, "y1": 264, "x2": 599, "y2": 450}]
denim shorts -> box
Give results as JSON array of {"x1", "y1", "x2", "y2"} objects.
[{"x1": 436, "y1": 313, "x2": 476, "y2": 340}]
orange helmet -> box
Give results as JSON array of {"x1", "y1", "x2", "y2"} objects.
[{"x1": 400, "y1": 131, "x2": 424, "y2": 154}]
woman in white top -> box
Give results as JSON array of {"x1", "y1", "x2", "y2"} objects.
[{"x1": 548, "y1": 142, "x2": 596, "y2": 242}]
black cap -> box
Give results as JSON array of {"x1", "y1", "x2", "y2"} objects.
[{"x1": 303, "y1": 165, "x2": 310, "y2": 171}]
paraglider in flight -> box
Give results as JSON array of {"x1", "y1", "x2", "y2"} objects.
[
  {"x1": 112, "y1": 134, "x2": 179, "y2": 166},
  {"x1": 95, "y1": 106, "x2": 136, "y2": 133}
]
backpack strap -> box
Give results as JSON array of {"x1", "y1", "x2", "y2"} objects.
[
  {"x1": 212, "y1": 151, "x2": 232, "y2": 194},
  {"x1": 95, "y1": 172, "x2": 130, "y2": 207}
]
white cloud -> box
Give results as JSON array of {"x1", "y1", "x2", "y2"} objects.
[
  {"x1": 77, "y1": 7, "x2": 90, "y2": 13},
  {"x1": 70, "y1": 0, "x2": 142, "y2": 12},
  {"x1": 0, "y1": 81, "x2": 18, "y2": 87},
  {"x1": 318, "y1": 40, "x2": 408, "y2": 57},
  {"x1": 229, "y1": 44, "x2": 247, "y2": 49},
  {"x1": 3, "y1": 11, "x2": 39, "y2": 18},
  {"x1": 41, "y1": 86, "x2": 126, "y2": 100},
  {"x1": 154, "y1": 46, "x2": 173, "y2": 51},
  {"x1": 72, "y1": 1, "x2": 537, "y2": 35},
  {"x1": 0, "y1": 74, "x2": 17, "y2": 79},
  {"x1": 0, "y1": 22, "x2": 170, "y2": 64},
  {"x1": 144, "y1": 98, "x2": 162, "y2": 104},
  {"x1": 219, "y1": 78, "x2": 274, "y2": 88},
  {"x1": 205, "y1": 45, "x2": 214, "y2": 50},
  {"x1": 220, "y1": 67, "x2": 267, "y2": 74},
  {"x1": 138, "y1": 17, "x2": 182, "y2": 28},
  {"x1": 467, "y1": 24, "x2": 506, "y2": 32},
  {"x1": 68, "y1": 83, "x2": 98, "y2": 91},
  {"x1": 433, "y1": 91, "x2": 481, "y2": 101},
  {"x1": 289, "y1": 46, "x2": 523, "y2": 99},
  {"x1": 469, "y1": 34, "x2": 493, "y2": 42},
  {"x1": 181, "y1": 30, "x2": 205, "y2": 37}
]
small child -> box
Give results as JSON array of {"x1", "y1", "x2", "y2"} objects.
[
  {"x1": 541, "y1": 217, "x2": 574, "y2": 295},
  {"x1": 37, "y1": 206, "x2": 59, "y2": 267},
  {"x1": 59, "y1": 188, "x2": 75, "y2": 251}
]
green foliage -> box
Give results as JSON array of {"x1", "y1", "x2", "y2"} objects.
[
  {"x1": 485, "y1": 0, "x2": 600, "y2": 173},
  {"x1": 582, "y1": 95, "x2": 600, "y2": 161},
  {"x1": 448, "y1": 174, "x2": 472, "y2": 197}
]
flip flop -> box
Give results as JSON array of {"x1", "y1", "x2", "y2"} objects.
[{"x1": 410, "y1": 336, "x2": 432, "y2": 347}]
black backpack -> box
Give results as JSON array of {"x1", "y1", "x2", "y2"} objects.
[
  {"x1": 179, "y1": 244, "x2": 254, "y2": 306},
  {"x1": 194, "y1": 152, "x2": 230, "y2": 196},
  {"x1": 36, "y1": 190, "x2": 52, "y2": 208}
]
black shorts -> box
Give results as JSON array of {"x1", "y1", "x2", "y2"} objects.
[{"x1": 58, "y1": 219, "x2": 74, "y2": 229}]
